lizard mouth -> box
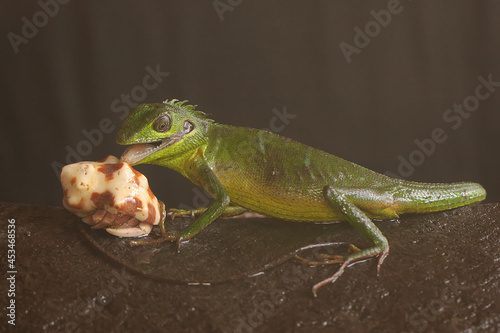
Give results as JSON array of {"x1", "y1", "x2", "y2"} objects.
[{"x1": 120, "y1": 135, "x2": 182, "y2": 165}]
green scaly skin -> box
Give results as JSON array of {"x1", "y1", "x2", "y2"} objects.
[{"x1": 116, "y1": 100, "x2": 486, "y2": 296}]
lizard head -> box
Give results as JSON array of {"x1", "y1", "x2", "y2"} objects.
[{"x1": 116, "y1": 99, "x2": 212, "y2": 165}]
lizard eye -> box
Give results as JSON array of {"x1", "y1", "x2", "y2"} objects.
[{"x1": 153, "y1": 115, "x2": 171, "y2": 133}]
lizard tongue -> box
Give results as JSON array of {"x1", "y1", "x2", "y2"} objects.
[
  {"x1": 120, "y1": 135, "x2": 182, "y2": 165},
  {"x1": 120, "y1": 141, "x2": 164, "y2": 165}
]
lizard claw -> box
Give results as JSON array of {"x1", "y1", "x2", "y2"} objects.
[
  {"x1": 167, "y1": 208, "x2": 193, "y2": 220},
  {"x1": 129, "y1": 229, "x2": 180, "y2": 246},
  {"x1": 315, "y1": 243, "x2": 361, "y2": 260},
  {"x1": 295, "y1": 243, "x2": 388, "y2": 297}
]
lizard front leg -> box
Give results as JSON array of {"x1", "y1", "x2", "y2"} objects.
[
  {"x1": 131, "y1": 157, "x2": 231, "y2": 246},
  {"x1": 171, "y1": 155, "x2": 235, "y2": 244},
  {"x1": 297, "y1": 185, "x2": 389, "y2": 296}
]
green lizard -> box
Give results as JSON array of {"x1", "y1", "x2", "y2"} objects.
[{"x1": 116, "y1": 99, "x2": 486, "y2": 295}]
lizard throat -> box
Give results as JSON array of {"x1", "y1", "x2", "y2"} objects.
[{"x1": 120, "y1": 136, "x2": 181, "y2": 164}]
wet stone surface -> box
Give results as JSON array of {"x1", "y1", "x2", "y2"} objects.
[{"x1": 0, "y1": 202, "x2": 499, "y2": 332}]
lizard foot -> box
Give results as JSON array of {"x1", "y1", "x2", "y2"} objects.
[
  {"x1": 168, "y1": 208, "x2": 206, "y2": 219},
  {"x1": 129, "y1": 230, "x2": 180, "y2": 246},
  {"x1": 295, "y1": 243, "x2": 388, "y2": 297},
  {"x1": 294, "y1": 243, "x2": 361, "y2": 266},
  {"x1": 129, "y1": 205, "x2": 180, "y2": 247}
]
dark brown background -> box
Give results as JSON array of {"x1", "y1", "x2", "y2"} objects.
[{"x1": 1, "y1": 0, "x2": 499, "y2": 208}]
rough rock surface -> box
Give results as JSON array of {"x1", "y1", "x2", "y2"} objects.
[{"x1": 0, "y1": 202, "x2": 498, "y2": 332}]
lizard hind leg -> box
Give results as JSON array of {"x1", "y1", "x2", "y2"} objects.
[{"x1": 298, "y1": 186, "x2": 390, "y2": 297}]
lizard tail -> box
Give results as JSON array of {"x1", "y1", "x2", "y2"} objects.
[{"x1": 394, "y1": 181, "x2": 486, "y2": 214}]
